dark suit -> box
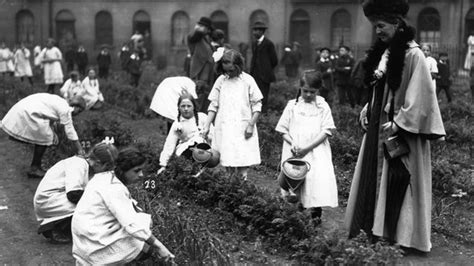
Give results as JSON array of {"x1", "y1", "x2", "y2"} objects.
[
  {"x1": 250, "y1": 37, "x2": 278, "y2": 112},
  {"x1": 188, "y1": 30, "x2": 214, "y2": 112}
]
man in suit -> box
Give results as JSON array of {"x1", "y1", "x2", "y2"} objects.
[
  {"x1": 250, "y1": 21, "x2": 278, "y2": 112},
  {"x1": 188, "y1": 17, "x2": 215, "y2": 112}
]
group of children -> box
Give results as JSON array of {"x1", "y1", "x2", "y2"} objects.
[
  {"x1": 60, "y1": 68, "x2": 104, "y2": 110},
  {"x1": 154, "y1": 48, "x2": 339, "y2": 224},
  {"x1": 421, "y1": 43, "x2": 453, "y2": 103},
  {"x1": 0, "y1": 41, "x2": 34, "y2": 85}
]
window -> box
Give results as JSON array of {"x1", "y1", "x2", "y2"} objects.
[
  {"x1": 16, "y1": 10, "x2": 35, "y2": 45},
  {"x1": 465, "y1": 8, "x2": 474, "y2": 42},
  {"x1": 290, "y1": 9, "x2": 311, "y2": 63},
  {"x1": 249, "y1": 10, "x2": 269, "y2": 41},
  {"x1": 331, "y1": 9, "x2": 351, "y2": 48},
  {"x1": 95, "y1": 11, "x2": 113, "y2": 46},
  {"x1": 171, "y1": 11, "x2": 189, "y2": 47},
  {"x1": 133, "y1": 10, "x2": 151, "y2": 35},
  {"x1": 418, "y1": 8, "x2": 441, "y2": 49},
  {"x1": 55, "y1": 10, "x2": 76, "y2": 50},
  {"x1": 211, "y1": 10, "x2": 229, "y2": 42}
]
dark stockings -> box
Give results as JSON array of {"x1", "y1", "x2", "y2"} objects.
[
  {"x1": 31, "y1": 145, "x2": 47, "y2": 169},
  {"x1": 47, "y1": 84, "x2": 56, "y2": 94}
]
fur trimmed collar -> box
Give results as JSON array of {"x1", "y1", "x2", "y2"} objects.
[{"x1": 363, "y1": 25, "x2": 416, "y2": 92}]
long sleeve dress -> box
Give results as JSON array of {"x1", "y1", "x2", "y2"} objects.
[
  {"x1": 275, "y1": 96, "x2": 338, "y2": 208},
  {"x1": 1, "y1": 93, "x2": 79, "y2": 145},
  {"x1": 81, "y1": 77, "x2": 104, "y2": 110},
  {"x1": 39, "y1": 47, "x2": 64, "y2": 85},
  {"x1": 34, "y1": 156, "x2": 90, "y2": 227},
  {"x1": 72, "y1": 171, "x2": 153, "y2": 265},
  {"x1": 159, "y1": 112, "x2": 211, "y2": 167},
  {"x1": 60, "y1": 78, "x2": 83, "y2": 101},
  {"x1": 14, "y1": 48, "x2": 33, "y2": 77},
  {"x1": 0, "y1": 47, "x2": 14, "y2": 73},
  {"x1": 208, "y1": 72, "x2": 263, "y2": 167},
  {"x1": 345, "y1": 41, "x2": 445, "y2": 252}
]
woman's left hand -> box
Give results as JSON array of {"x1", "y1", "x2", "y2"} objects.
[
  {"x1": 382, "y1": 121, "x2": 399, "y2": 134},
  {"x1": 244, "y1": 124, "x2": 254, "y2": 139}
]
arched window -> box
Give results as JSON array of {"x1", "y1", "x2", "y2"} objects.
[
  {"x1": 55, "y1": 10, "x2": 76, "y2": 50},
  {"x1": 211, "y1": 10, "x2": 229, "y2": 42},
  {"x1": 16, "y1": 10, "x2": 35, "y2": 45},
  {"x1": 290, "y1": 9, "x2": 311, "y2": 63},
  {"x1": 95, "y1": 11, "x2": 113, "y2": 46},
  {"x1": 418, "y1": 8, "x2": 441, "y2": 48},
  {"x1": 171, "y1": 11, "x2": 189, "y2": 47},
  {"x1": 249, "y1": 9, "x2": 269, "y2": 37},
  {"x1": 331, "y1": 9, "x2": 351, "y2": 48},
  {"x1": 133, "y1": 10, "x2": 151, "y2": 35}
]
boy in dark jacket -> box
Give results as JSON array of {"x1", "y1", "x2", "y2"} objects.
[
  {"x1": 314, "y1": 47, "x2": 334, "y2": 105},
  {"x1": 75, "y1": 45, "x2": 88, "y2": 77},
  {"x1": 436, "y1": 52, "x2": 452, "y2": 103},
  {"x1": 334, "y1": 45, "x2": 355, "y2": 107},
  {"x1": 97, "y1": 46, "x2": 112, "y2": 79}
]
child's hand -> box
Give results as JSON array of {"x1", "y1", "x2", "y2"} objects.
[
  {"x1": 244, "y1": 124, "x2": 254, "y2": 139},
  {"x1": 201, "y1": 126, "x2": 210, "y2": 138}
]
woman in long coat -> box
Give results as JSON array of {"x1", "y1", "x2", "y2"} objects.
[{"x1": 345, "y1": 0, "x2": 445, "y2": 253}]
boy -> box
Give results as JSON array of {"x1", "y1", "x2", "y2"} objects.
[{"x1": 436, "y1": 52, "x2": 452, "y2": 103}]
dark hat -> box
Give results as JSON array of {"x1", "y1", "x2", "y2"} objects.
[
  {"x1": 319, "y1": 47, "x2": 331, "y2": 53},
  {"x1": 197, "y1": 17, "x2": 213, "y2": 30},
  {"x1": 362, "y1": 0, "x2": 409, "y2": 19},
  {"x1": 252, "y1": 21, "x2": 268, "y2": 30},
  {"x1": 439, "y1": 52, "x2": 448, "y2": 57}
]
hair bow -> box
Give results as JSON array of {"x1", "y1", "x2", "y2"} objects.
[
  {"x1": 102, "y1": 136, "x2": 115, "y2": 145},
  {"x1": 212, "y1": 47, "x2": 225, "y2": 62}
]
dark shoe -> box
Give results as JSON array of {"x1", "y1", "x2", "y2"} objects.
[
  {"x1": 27, "y1": 167, "x2": 46, "y2": 178},
  {"x1": 312, "y1": 217, "x2": 322, "y2": 226},
  {"x1": 49, "y1": 230, "x2": 72, "y2": 244}
]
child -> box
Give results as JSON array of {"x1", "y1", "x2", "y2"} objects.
[
  {"x1": 13, "y1": 42, "x2": 33, "y2": 85},
  {"x1": 436, "y1": 52, "x2": 452, "y2": 103},
  {"x1": 34, "y1": 141, "x2": 118, "y2": 243},
  {"x1": 60, "y1": 71, "x2": 83, "y2": 101},
  {"x1": 421, "y1": 43, "x2": 438, "y2": 88},
  {"x1": 72, "y1": 147, "x2": 175, "y2": 264},
  {"x1": 275, "y1": 70, "x2": 338, "y2": 224},
  {"x1": 158, "y1": 94, "x2": 211, "y2": 173},
  {"x1": 149, "y1": 76, "x2": 198, "y2": 132},
  {"x1": 81, "y1": 68, "x2": 104, "y2": 110},
  {"x1": 97, "y1": 46, "x2": 112, "y2": 79},
  {"x1": 39, "y1": 38, "x2": 64, "y2": 94},
  {"x1": 202, "y1": 49, "x2": 263, "y2": 180}
]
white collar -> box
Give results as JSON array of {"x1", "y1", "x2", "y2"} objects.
[{"x1": 257, "y1": 35, "x2": 265, "y2": 43}]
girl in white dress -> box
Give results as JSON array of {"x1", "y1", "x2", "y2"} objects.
[
  {"x1": 39, "y1": 38, "x2": 64, "y2": 94},
  {"x1": 60, "y1": 71, "x2": 83, "y2": 101},
  {"x1": 34, "y1": 142, "x2": 118, "y2": 243},
  {"x1": 81, "y1": 68, "x2": 104, "y2": 110},
  {"x1": 13, "y1": 42, "x2": 33, "y2": 85},
  {"x1": 158, "y1": 94, "x2": 211, "y2": 173},
  {"x1": 0, "y1": 41, "x2": 14, "y2": 76},
  {"x1": 202, "y1": 49, "x2": 263, "y2": 180},
  {"x1": 275, "y1": 70, "x2": 338, "y2": 224},
  {"x1": 421, "y1": 44, "x2": 438, "y2": 88},
  {"x1": 72, "y1": 148, "x2": 175, "y2": 264}
]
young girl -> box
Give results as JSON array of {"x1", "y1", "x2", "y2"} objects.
[
  {"x1": 34, "y1": 141, "x2": 118, "y2": 243},
  {"x1": 421, "y1": 43, "x2": 438, "y2": 88},
  {"x1": 158, "y1": 94, "x2": 211, "y2": 173},
  {"x1": 81, "y1": 68, "x2": 104, "y2": 110},
  {"x1": 72, "y1": 147, "x2": 175, "y2": 264},
  {"x1": 60, "y1": 71, "x2": 83, "y2": 101},
  {"x1": 202, "y1": 49, "x2": 263, "y2": 179},
  {"x1": 39, "y1": 38, "x2": 64, "y2": 94},
  {"x1": 275, "y1": 70, "x2": 338, "y2": 223}
]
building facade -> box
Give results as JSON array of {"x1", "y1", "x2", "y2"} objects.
[{"x1": 1, "y1": 0, "x2": 472, "y2": 68}]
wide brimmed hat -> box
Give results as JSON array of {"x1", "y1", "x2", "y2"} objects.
[
  {"x1": 252, "y1": 21, "x2": 268, "y2": 30},
  {"x1": 197, "y1": 17, "x2": 213, "y2": 30},
  {"x1": 362, "y1": 0, "x2": 409, "y2": 19}
]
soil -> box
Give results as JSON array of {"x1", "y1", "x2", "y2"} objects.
[{"x1": 0, "y1": 115, "x2": 472, "y2": 265}]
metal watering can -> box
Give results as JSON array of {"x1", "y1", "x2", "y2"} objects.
[
  {"x1": 190, "y1": 142, "x2": 220, "y2": 168},
  {"x1": 278, "y1": 158, "x2": 311, "y2": 203}
]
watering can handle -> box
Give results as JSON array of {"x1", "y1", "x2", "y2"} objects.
[{"x1": 305, "y1": 161, "x2": 311, "y2": 172}]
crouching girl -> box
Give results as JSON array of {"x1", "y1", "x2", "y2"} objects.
[
  {"x1": 33, "y1": 142, "x2": 118, "y2": 243},
  {"x1": 72, "y1": 147, "x2": 175, "y2": 264},
  {"x1": 158, "y1": 94, "x2": 212, "y2": 173},
  {"x1": 275, "y1": 70, "x2": 338, "y2": 224}
]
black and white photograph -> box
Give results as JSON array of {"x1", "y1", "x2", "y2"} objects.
[{"x1": 0, "y1": 0, "x2": 472, "y2": 264}]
